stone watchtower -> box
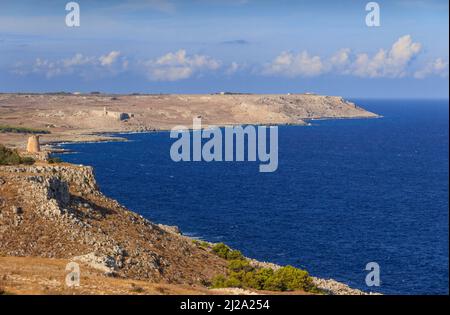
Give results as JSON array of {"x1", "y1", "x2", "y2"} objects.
[{"x1": 26, "y1": 135, "x2": 41, "y2": 153}]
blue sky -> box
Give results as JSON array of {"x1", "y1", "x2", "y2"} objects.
[{"x1": 0, "y1": 0, "x2": 448, "y2": 98}]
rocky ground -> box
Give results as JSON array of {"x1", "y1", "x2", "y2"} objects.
[
  {"x1": 0, "y1": 93, "x2": 378, "y2": 148},
  {"x1": 0, "y1": 256, "x2": 224, "y2": 295},
  {"x1": 0, "y1": 162, "x2": 374, "y2": 295},
  {"x1": 0, "y1": 163, "x2": 229, "y2": 285}
]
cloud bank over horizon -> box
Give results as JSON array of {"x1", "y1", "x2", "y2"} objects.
[
  {"x1": 0, "y1": 0, "x2": 448, "y2": 97},
  {"x1": 10, "y1": 35, "x2": 448, "y2": 82}
]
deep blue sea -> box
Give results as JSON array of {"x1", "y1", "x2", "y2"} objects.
[{"x1": 56, "y1": 99, "x2": 449, "y2": 295}]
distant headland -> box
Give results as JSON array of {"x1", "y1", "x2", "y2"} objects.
[{"x1": 0, "y1": 93, "x2": 379, "y2": 150}]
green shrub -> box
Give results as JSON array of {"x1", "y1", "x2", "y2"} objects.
[
  {"x1": 210, "y1": 242, "x2": 319, "y2": 293},
  {"x1": 212, "y1": 243, "x2": 245, "y2": 260},
  {"x1": 264, "y1": 266, "x2": 315, "y2": 292},
  {"x1": 228, "y1": 259, "x2": 253, "y2": 273},
  {"x1": 212, "y1": 243, "x2": 231, "y2": 259},
  {"x1": 20, "y1": 157, "x2": 35, "y2": 165},
  {"x1": 0, "y1": 145, "x2": 21, "y2": 165},
  {"x1": 0, "y1": 145, "x2": 35, "y2": 166},
  {"x1": 244, "y1": 268, "x2": 275, "y2": 290},
  {"x1": 211, "y1": 263, "x2": 317, "y2": 292},
  {"x1": 0, "y1": 125, "x2": 50, "y2": 134},
  {"x1": 48, "y1": 157, "x2": 63, "y2": 164},
  {"x1": 227, "y1": 250, "x2": 244, "y2": 260},
  {"x1": 211, "y1": 275, "x2": 227, "y2": 288},
  {"x1": 223, "y1": 274, "x2": 243, "y2": 288}
]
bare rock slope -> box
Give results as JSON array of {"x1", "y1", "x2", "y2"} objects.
[
  {"x1": 0, "y1": 164, "x2": 227, "y2": 284},
  {"x1": 0, "y1": 163, "x2": 373, "y2": 295}
]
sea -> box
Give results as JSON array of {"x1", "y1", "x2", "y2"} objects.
[{"x1": 55, "y1": 99, "x2": 449, "y2": 294}]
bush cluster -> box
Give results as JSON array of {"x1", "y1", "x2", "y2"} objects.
[
  {"x1": 210, "y1": 242, "x2": 319, "y2": 293},
  {"x1": 212, "y1": 261, "x2": 317, "y2": 292},
  {"x1": 212, "y1": 243, "x2": 244, "y2": 260},
  {"x1": 0, "y1": 125, "x2": 50, "y2": 134},
  {"x1": 0, "y1": 145, "x2": 35, "y2": 165}
]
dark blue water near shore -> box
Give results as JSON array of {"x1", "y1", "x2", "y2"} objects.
[{"x1": 56, "y1": 99, "x2": 449, "y2": 294}]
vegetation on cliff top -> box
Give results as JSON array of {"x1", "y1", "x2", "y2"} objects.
[
  {"x1": 0, "y1": 144, "x2": 34, "y2": 165},
  {"x1": 207, "y1": 242, "x2": 320, "y2": 293},
  {"x1": 0, "y1": 125, "x2": 50, "y2": 134},
  {"x1": 212, "y1": 242, "x2": 245, "y2": 260}
]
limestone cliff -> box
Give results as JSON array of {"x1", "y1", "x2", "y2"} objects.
[
  {"x1": 0, "y1": 163, "x2": 372, "y2": 295},
  {"x1": 0, "y1": 164, "x2": 227, "y2": 284}
]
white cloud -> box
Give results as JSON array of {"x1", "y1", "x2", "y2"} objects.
[
  {"x1": 33, "y1": 58, "x2": 62, "y2": 78},
  {"x1": 99, "y1": 51, "x2": 121, "y2": 66},
  {"x1": 350, "y1": 35, "x2": 422, "y2": 78},
  {"x1": 414, "y1": 57, "x2": 449, "y2": 79},
  {"x1": 263, "y1": 51, "x2": 324, "y2": 77},
  {"x1": 329, "y1": 48, "x2": 351, "y2": 69},
  {"x1": 33, "y1": 55, "x2": 95, "y2": 78},
  {"x1": 264, "y1": 35, "x2": 430, "y2": 79},
  {"x1": 144, "y1": 50, "x2": 221, "y2": 81},
  {"x1": 10, "y1": 36, "x2": 447, "y2": 82},
  {"x1": 14, "y1": 51, "x2": 125, "y2": 79},
  {"x1": 225, "y1": 62, "x2": 240, "y2": 75}
]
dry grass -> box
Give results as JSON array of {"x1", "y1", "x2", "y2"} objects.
[
  {"x1": 0, "y1": 256, "x2": 214, "y2": 295},
  {"x1": 0, "y1": 256, "x2": 311, "y2": 295}
]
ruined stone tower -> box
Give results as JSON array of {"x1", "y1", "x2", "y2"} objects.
[{"x1": 26, "y1": 135, "x2": 40, "y2": 153}]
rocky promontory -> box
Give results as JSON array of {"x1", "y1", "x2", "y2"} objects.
[
  {"x1": 0, "y1": 93, "x2": 379, "y2": 148},
  {"x1": 0, "y1": 164, "x2": 228, "y2": 284},
  {"x1": 0, "y1": 162, "x2": 372, "y2": 295}
]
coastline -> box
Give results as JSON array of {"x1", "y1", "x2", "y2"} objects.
[
  {"x1": 50, "y1": 134, "x2": 380, "y2": 295},
  {"x1": 1, "y1": 93, "x2": 382, "y2": 295},
  {"x1": 45, "y1": 115, "x2": 382, "y2": 153},
  {"x1": 1, "y1": 93, "x2": 380, "y2": 150},
  {"x1": 0, "y1": 162, "x2": 376, "y2": 295}
]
